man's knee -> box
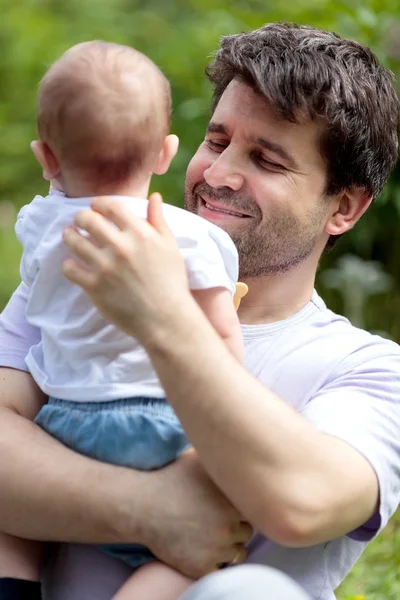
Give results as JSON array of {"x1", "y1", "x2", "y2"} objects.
[{"x1": 178, "y1": 565, "x2": 311, "y2": 600}]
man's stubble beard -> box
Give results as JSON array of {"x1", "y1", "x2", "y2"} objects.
[
  {"x1": 230, "y1": 208, "x2": 324, "y2": 278},
  {"x1": 184, "y1": 182, "x2": 327, "y2": 279}
]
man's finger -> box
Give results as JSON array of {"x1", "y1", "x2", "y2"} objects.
[
  {"x1": 63, "y1": 227, "x2": 103, "y2": 267},
  {"x1": 73, "y1": 210, "x2": 124, "y2": 249},
  {"x1": 90, "y1": 196, "x2": 143, "y2": 233},
  {"x1": 62, "y1": 258, "x2": 96, "y2": 290},
  {"x1": 215, "y1": 543, "x2": 248, "y2": 571},
  {"x1": 234, "y1": 521, "x2": 254, "y2": 543},
  {"x1": 147, "y1": 192, "x2": 169, "y2": 234},
  {"x1": 230, "y1": 543, "x2": 248, "y2": 565}
]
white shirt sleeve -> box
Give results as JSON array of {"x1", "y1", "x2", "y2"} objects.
[{"x1": 176, "y1": 225, "x2": 238, "y2": 296}]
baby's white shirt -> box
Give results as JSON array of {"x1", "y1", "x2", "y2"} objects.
[{"x1": 15, "y1": 191, "x2": 238, "y2": 401}]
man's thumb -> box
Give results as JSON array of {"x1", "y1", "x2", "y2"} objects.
[{"x1": 147, "y1": 192, "x2": 167, "y2": 232}]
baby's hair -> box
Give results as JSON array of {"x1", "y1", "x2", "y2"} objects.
[{"x1": 37, "y1": 41, "x2": 171, "y2": 186}]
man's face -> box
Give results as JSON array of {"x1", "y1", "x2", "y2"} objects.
[{"x1": 184, "y1": 80, "x2": 333, "y2": 279}]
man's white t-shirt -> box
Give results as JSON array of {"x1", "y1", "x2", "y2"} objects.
[
  {"x1": 1, "y1": 286, "x2": 400, "y2": 598},
  {"x1": 14, "y1": 191, "x2": 238, "y2": 401},
  {"x1": 242, "y1": 293, "x2": 400, "y2": 598}
]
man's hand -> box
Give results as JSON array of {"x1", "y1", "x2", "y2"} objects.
[
  {"x1": 141, "y1": 450, "x2": 252, "y2": 578},
  {"x1": 62, "y1": 193, "x2": 191, "y2": 347}
]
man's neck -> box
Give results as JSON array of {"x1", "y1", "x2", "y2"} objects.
[{"x1": 237, "y1": 257, "x2": 319, "y2": 325}]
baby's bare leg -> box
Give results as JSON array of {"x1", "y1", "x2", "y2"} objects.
[
  {"x1": 113, "y1": 561, "x2": 193, "y2": 600},
  {"x1": 0, "y1": 532, "x2": 42, "y2": 579}
]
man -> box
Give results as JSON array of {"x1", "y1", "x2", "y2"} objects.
[{"x1": 0, "y1": 23, "x2": 399, "y2": 600}]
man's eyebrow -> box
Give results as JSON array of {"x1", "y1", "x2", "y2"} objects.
[
  {"x1": 206, "y1": 122, "x2": 228, "y2": 135},
  {"x1": 253, "y1": 137, "x2": 299, "y2": 170}
]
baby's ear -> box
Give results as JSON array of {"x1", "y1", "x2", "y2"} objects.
[
  {"x1": 153, "y1": 134, "x2": 179, "y2": 175},
  {"x1": 30, "y1": 140, "x2": 60, "y2": 181}
]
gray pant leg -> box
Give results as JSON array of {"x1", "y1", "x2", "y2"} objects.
[{"x1": 178, "y1": 565, "x2": 312, "y2": 600}]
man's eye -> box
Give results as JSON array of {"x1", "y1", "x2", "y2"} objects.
[
  {"x1": 258, "y1": 156, "x2": 284, "y2": 170},
  {"x1": 205, "y1": 140, "x2": 227, "y2": 151}
]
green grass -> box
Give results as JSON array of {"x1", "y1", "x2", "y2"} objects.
[{"x1": 336, "y1": 510, "x2": 400, "y2": 600}]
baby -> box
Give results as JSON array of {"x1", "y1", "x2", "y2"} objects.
[{"x1": 3, "y1": 41, "x2": 245, "y2": 600}]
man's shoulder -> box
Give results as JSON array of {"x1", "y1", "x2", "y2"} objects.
[
  {"x1": 292, "y1": 296, "x2": 400, "y2": 400},
  {"x1": 246, "y1": 290, "x2": 400, "y2": 368},
  {"x1": 284, "y1": 298, "x2": 400, "y2": 394},
  {"x1": 304, "y1": 294, "x2": 400, "y2": 364},
  {"x1": 249, "y1": 293, "x2": 400, "y2": 408}
]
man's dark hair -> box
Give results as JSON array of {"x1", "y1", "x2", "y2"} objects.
[{"x1": 206, "y1": 23, "x2": 400, "y2": 243}]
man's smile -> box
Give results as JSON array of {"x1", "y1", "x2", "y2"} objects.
[{"x1": 197, "y1": 195, "x2": 252, "y2": 221}]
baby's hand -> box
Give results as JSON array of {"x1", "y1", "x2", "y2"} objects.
[{"x1": 234, "y1": 282, "x2": 248, "y2": 311}]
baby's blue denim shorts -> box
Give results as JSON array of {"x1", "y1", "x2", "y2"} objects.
[{"x1": 35, "y1": 396, "x2": 190, "y2": 569}]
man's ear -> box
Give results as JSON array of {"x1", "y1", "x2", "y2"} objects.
[
  {"x1": 30, "y1": 140, "x2": 61, "y2": 181},
  {"x1": 325, "y1": 188, "x2": 373, "y2": 237},
  {"x1": 153, "y1": 135, "x2": 179, "y2": 175}
]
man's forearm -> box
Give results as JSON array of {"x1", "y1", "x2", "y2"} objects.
[
  {"x1": 0, "y1": 407, "x2": 253, "y2": 578},
  {"x1": 0, "y1": 406, "x2": 148, "y2": 544},
  {"x1": 144, "y1": 299, "x2": 378, "y2": 546}
]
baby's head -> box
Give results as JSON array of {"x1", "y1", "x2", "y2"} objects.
[{"x1": 32, "y1": 41, "x2": 178, "y2": 196}]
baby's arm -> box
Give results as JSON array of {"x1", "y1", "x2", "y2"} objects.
[{"x1": 191, "y1": 287, "x2": 244, "y2": 364}]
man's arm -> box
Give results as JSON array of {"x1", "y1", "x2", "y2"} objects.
[
  {"x1": 140, "y1": 307, "x2": 379, "y2": 547},
  {"x1": 0, "y1": 285, "x2": 250, "y2": 576},
  {"x1": 0, "y1": 366, "x2": 147, "y2": 544},
  {"x1": 62, "y1": 195, "x2": 383, "y2": 547}
]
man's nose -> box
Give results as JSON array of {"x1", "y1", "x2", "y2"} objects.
[{"x1": 203, "y1": 151, "x2": 244, "y2": 191}]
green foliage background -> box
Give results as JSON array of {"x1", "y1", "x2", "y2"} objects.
[{"x1": 0, "y1": 0, "x2": 399, "y2": 597}]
